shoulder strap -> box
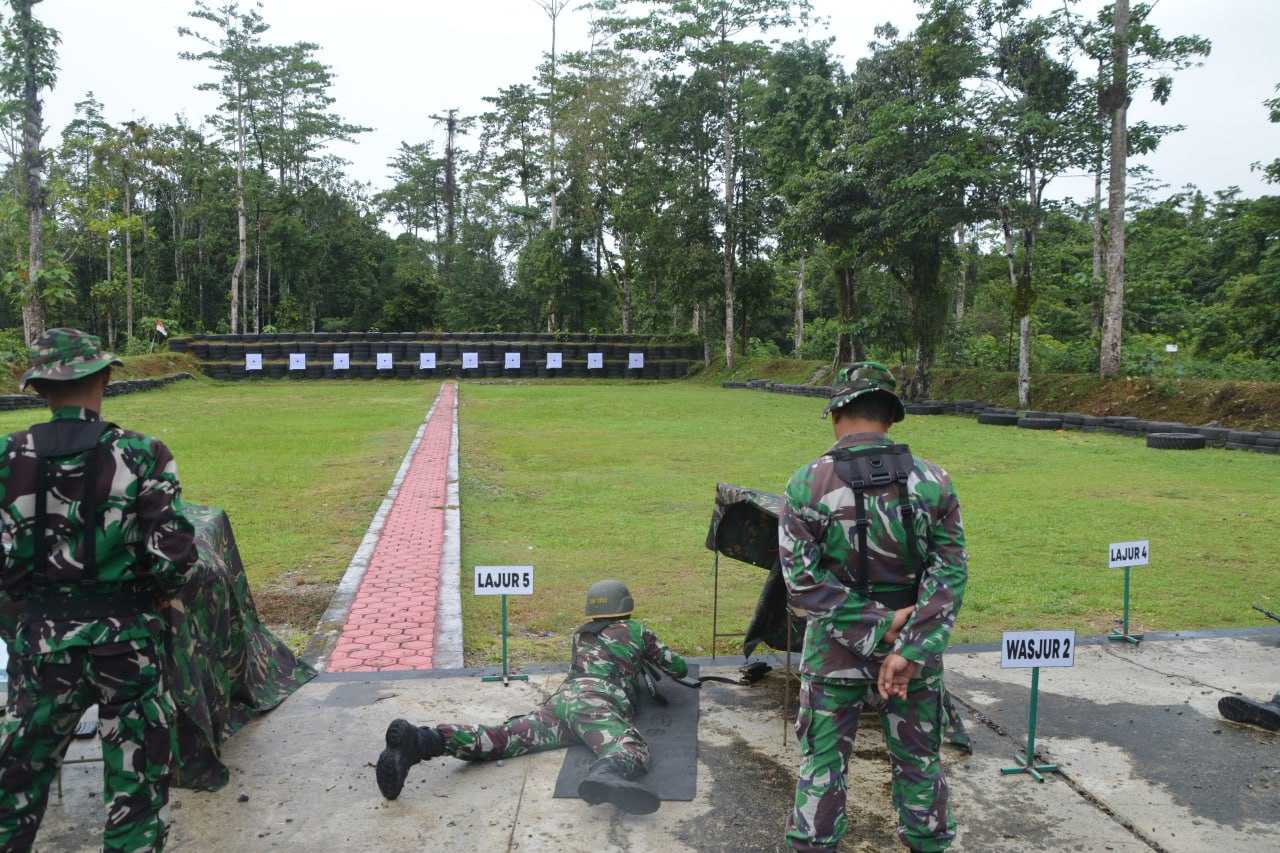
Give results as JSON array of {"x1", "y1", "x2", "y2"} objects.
[{"x1": 824, "y1": 444, "x2": 921, "y2": 598}]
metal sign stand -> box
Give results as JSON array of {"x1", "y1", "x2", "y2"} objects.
[
  {"x1": 480, "y1": 595, "x2": 529, "y2": 686},
  {"x1": 1108, "y1": 566, "x2": 1143, "y2": 645},
  {"x1": 1000, "y1": 667, "x2": 1059, "y2": 783}
]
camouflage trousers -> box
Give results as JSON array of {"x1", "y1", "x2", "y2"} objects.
[
  {"x1": 788, "y1": 672, "x2": 954, "y2": 853},
  {"x1": 437, "y1": 677, "x2": 648, "y2": 775},
  {"x1": 0, "y1": 641, "x2": 175, "y2": 853}
]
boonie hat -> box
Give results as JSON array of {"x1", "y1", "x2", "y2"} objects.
[
  {"x1": 21, "y1": 328, "x2": 123, "y2": 390},
  {"x1": 823, "y1": 361, "x2": 906, "y2": 422}
]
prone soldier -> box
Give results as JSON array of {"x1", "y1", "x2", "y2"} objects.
[
  {"x1": 781, "y1": 362, "x2": 968, "y2": 853},
  {"x1": 0, "y1": 329, "x2": 197, "y2": 852},
  {"x1": 376, "y1": 579, "x2": 687, "y2": 814}
]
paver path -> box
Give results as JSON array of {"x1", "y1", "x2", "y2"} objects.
[{"x1": 326, "y1": 383, "x2": 456, "y2": 672}]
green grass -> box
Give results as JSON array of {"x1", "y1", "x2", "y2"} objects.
[
  {"x1": 0, "y1": 379, "x2": 436, "y2": 629},
  {"x1": 459, "y1": 381, "x2": 1280, "y2": 665}
]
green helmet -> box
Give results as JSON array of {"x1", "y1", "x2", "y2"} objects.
[
  {"x1": 21, "y1": 328, "x2": 122, "y2": 391},
  {"x1": 822, "y1": 360, "x2": 905, "y2": 422},
  {"x1": 584, "y1": 579, "x2": 634, "y2": 619}
]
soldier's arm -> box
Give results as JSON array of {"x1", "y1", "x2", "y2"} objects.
[
  {"x1": 641, "y1": 624, "x2": 688, "y2": 679},
  {"x1": 780, "y1": 469, "x2": 895, "y2": 658},
  {"x1": 892, "y1": 474, "x2": 967, "y2": 665},
  {"x1": 136, "y1": 439, "x2": 198, "y2": 593}
]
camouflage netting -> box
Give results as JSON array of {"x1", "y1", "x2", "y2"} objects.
[
  {"x1": 705, "y1": 484, "x2": 804, "y2": 657},
  {"x1": 161, "y1": 504, "x2": 317, "y2": 790}
]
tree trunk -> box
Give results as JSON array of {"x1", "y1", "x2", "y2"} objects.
[
  {"x1": 952, "y1": 227, "x2": 966, "y2": 322},
  {"x1": 123, "y1": 161, "x2": 134, "y2": 340},
  {"x1": 793, "y1": 254, "x2": 805, "y2": 353},
  {"x1": 1091, "y1": 155, "x2": 1104, "y2": 334},
  {"x1": 620, "y1": 233, "x2": 632, "y2": 334},
  {"x1": 254, "y1": 217, "x2": 262, "y2": 333},
  {"x1": 547, "y1": 4, "x2": 559, "y2": 230},
  {"x1": 16, "y1": 0, "x2": 46, "y2": 344},
  {"x1": 835, "y1": 265, "x2": 864, "y2": 367},
  {"x1": 1100, "y1": 0, "x2": 1130, "y2": 378},
  {"x1": 231, "y1": 97, "x2": 247, "y2": 335},
  {"x1": 720, "y1": 63, "x2": 736, "y2": 370}
]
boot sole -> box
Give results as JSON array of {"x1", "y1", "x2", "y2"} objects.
[
  {"x1": 578, "y1": 778, "x2": 661, "y2": 815},
  {"x1": 376, "y1": 749, "x2": 409, "y2": 800},
  {"x1": 1219, "y1": 697, "x2": 1280, "y2": 731}
]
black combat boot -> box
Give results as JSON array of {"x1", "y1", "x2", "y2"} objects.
[
  {"x1": 577, "y1": 755, "x2": 660, "y2": 815},
  {"x1": 1218, "y1": 695, "x2": 1280, "y2": 732},
  {"x1": 376, "y1": 719, "x2": 445, "y2": 800}
]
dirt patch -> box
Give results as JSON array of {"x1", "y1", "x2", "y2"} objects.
[{"x1": 254, "y1": 572, "x2": 335, "y2": 634}]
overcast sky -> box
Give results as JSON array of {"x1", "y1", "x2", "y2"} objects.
[{"x1": 39, "y1": 0, "x2": 1280, "y2": 205}]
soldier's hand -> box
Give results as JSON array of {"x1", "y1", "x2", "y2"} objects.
[
  {"x1": 883, "y1": 606, "x2": 914, "y2": 645},
  {"x1": 877, "y1": 653, "x2": 920, "y2": 701}
]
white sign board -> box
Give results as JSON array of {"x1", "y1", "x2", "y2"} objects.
[
  {"x1": 289, "y1": 353, "x2": 306, "y2": 371},
  {"x1": 244, "y1": 353, "x2": 262, "y2": 371},
  {"x1": 1165, "y1": 344, "x2": 1179, "y2": 353},
  {"x1": 420, "y1": 352, "x2": 436, "y2": 369},
  {"x1": 546, "y1": 353, "x2": 563, "y2": 369},
  {"x1": 333, "y1": 352, "x2": 350, "y2": 370},
  {"x1": 376, "y1": 352, "x2": 394, "y2": 370},
  {"x1": 628, "y1": 352, "x2": 645, "y2": 369},
  {"x1": 1108, "y1": 540, "x2": 1149, "y2": 568},
  {"x1": 505, "y1": 352, "x2": 521, "y2": 369},
  {"x1": 462, "y1": 352, "x2": 479, "y2": 369},
  {"x1": 1001, "y1": 630, "x2": 1076, "y2": 669},
  {"x1": 0, "y1": 638, "x2": 6, "y2": 683},
  {"x1": 587, "y1": 352, "x2": 604, "y2": 369},
  {"x1": 474, "y1": 565, "x2": 534, "y2": 596}
]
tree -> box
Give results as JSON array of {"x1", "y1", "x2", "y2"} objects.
[{"x1": 1, "y1": 0, "x2": 58, "y2": 343}]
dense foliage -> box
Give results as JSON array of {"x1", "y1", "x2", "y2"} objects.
[{"x1": 0, "y1": 0, "x2": 1273, "y2": 386}]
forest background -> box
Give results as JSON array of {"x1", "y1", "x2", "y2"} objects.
[{"x1": 0, "y1": 0, "x2": 1276, "y2": 402}]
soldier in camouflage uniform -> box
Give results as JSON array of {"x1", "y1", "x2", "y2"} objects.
[
  {"x1": 0, "y1": 329, "x2": 197, "y2": 853},
  {"x1": 375, "y1": 579, "x2": 687, "y2": 814},
  {"x1": 782, "y1": 362, "x2": 967, "y2": 853}
]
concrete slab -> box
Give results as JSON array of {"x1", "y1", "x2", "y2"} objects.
[{"x1": 27, "y1": 630, "x2": 1279, "y2": 852}]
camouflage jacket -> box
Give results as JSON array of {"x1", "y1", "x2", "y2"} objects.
[
  {"x1": 0, "y1": 406, "x2": 197, "y2": 655},
  {"x1": 569, "y1": 618, "x2": 688, "y2": 706},
  {"x1": 780, "y1": 432, "x2": 967, "y2": 681}
]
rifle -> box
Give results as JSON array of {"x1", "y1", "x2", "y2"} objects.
[{"x1": 1253, "y1": 604, "x2": 1280, "y2": 624}]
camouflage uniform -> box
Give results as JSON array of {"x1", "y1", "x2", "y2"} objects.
[
  {"x1": 438, "y1": 619, "x2": 687, "y2": 775},
  {"x1": 0, "y1": 329, "x2": 197, "y2": 853},
  {"x1": 782, "y1": 363, "x2": 967, "y2": 853}
]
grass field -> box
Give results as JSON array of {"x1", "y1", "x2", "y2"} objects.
[
  {"x1": 0, "y1": 379, "x2": 435, "y2": 643},
  {"x1": 459, "y1": 381, "x2": 1280, "y2": 665}
]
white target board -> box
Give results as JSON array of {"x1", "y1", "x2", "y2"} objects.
[
  {"x1": 289, "y1": 353, "x2": 306, "y2": 371},
  {"x1": 474, "y1": 565, "x2": 534, "y2": 596},
  {"x1": 1108, "y1": 540, "x2": 1149, "y2": 568},
  {"x1": 547, "y1": 353, "x2": 563, "y2": 369},
  {"x1": 376, "y1": 353, "x2": 394, "y2": 370},
  {"x1": 462, "y1": 352, "x2": 479, "y2": 369},
  {"x1": 505, "y1": 352, "x2": 521, "y2": 369},
  {"x1": 1001, "y1": 630, "x2": 1076, "y2": 669},
  {"x1": 420, "y1": 352, "x2": 436, "y2": 369},
  {"x1": 587, "y1": 352, "x2": 603, "y2": 369},
  {"x1": 628, "y1": 352, "x2": 645, "y2": 369},
  {"x1": 244, "y1": 353, "x2": 262, "y2": 371},
  {"x1": 333, "y1": 352, "x2": 350, "y2": 370}
]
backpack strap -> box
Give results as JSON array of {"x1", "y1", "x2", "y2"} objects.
[{"x1": 27, "y1": 420, "x2": 114, "y2": 583}]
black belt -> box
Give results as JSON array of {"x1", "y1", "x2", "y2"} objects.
[
  {"x1": 23, "y1": 588, "x2": 157, "y2": 621},
  {"x1": 868, "y1": 587, "x2": 917, "y2": 610}
]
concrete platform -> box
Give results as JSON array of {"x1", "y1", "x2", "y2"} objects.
[{"x1": 32, "y1": 629, "x2": 1280, "y2": 852}]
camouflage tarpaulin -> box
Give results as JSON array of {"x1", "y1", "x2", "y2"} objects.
[
  {"x1": 705, "y1": 484, "x2": 803, "y2": 657},
  {"x1": 161, "y1": 504, "x2": 317, "y2": 790}
]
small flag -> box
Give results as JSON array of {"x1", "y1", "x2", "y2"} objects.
[{"x1": 155, "y1": 320, "x2": 169, "y2": 337}]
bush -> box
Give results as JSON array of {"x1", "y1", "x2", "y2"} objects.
[
  {"x1": 746, "y1": 337, "x2": 783, "y2": 359},
  {"x1": 797, "y1": 318, "x2": 839, "y2": 360}
]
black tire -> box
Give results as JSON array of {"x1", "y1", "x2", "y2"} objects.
[
  {"x1": 1018, "y1": 417, "x2": 1063, "y2": 430},
  {"x1": 978, "y1": 412, "x2": 1019, "y2": 426},
  {"x1": 1146, "y1": 432, "x2": 1206, "y2": 450},
  {"x1": 905, "y1": 403, "x2": 944, "y2": 415}
]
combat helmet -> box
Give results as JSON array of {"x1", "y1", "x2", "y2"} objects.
[
  {"x1": 584, "y1": 579, "x2": 634, "y2": 619},
  {"x1": 21, "y1": 328, "x2": 123, "y2": 391},
  {"x1": 822, "y1": 361, "x2": 906, "y2": 423}
]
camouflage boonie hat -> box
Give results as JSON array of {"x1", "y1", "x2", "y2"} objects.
[
  {"x1": 21, "y1": 327, "x2": 123, "y2": 390},
  {"x1": 822, "y1": 360, "x2": 906, "y2": 422}
]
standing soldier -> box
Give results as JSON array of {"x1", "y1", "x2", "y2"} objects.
[
  {"x1": 375, "y1": 579, "x2": 687, "y2": 815},
  {"x1": 782, "y1": 362, "x2": 968, "y2": 853},
  {"x1": 0, "y1": 329, "x2": 197, "y2": 852}
]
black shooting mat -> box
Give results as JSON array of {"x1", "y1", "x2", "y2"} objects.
[{"x1": 552, "y1": 664, "x2": 700, "y2": 801}]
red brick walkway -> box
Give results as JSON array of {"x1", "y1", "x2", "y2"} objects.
[{"x1": 326, "y1": 383, "x2": 456, "y2": 672}]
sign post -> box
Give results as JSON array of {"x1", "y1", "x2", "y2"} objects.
[
  {"x1": 999, "y1": 629, "x2": 1075, "y2": 783},
  {"x1": 474, "y1": 565, "x2": 534, "y2": 686},
  {"x1": 1107, "y1": 540, "x2": 1148, "y2": 644}
]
